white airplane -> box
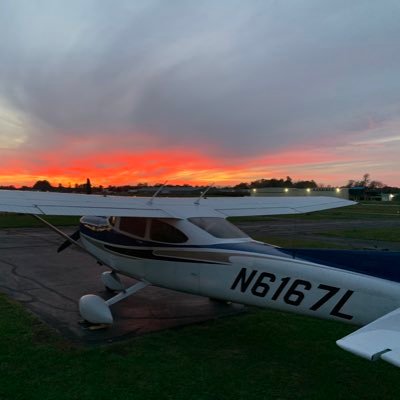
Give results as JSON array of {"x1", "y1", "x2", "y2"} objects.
[{"x1": 0, "y1": 189, "x2": 400, "y2": 368}]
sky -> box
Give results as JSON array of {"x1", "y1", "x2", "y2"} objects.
[{"x1": 0, "y1": 0, "x2": 400, "y2": 188}]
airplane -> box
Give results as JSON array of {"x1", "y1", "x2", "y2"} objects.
[{"x1": 0, "y1": 189, "x2": 400, "y2": 368}]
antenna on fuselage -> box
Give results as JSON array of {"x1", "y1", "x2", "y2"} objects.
[
  {"x1": 147, "y1": 181, "x2": 168, "y2": 205},
  {"x1": 194, "y1": 183, "x2": 214, "y2": 205}
]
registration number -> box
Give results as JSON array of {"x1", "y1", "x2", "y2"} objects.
[{"x1": 231, "y1": 268, "x2": 354, "y2": 320}]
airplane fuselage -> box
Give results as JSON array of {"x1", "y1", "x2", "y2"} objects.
[{"x1": 79, "y1": 216, "x2": 400, "y2": 327}]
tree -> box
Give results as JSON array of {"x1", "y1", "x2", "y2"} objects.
[
  {"x1": 284, "y1": 176, "x2": 293, "y2": 187},
  {"x1": 345, "y1": 174, "x2": 385, "y2": 189},
  {"x1": 293, "y1": 180, "x2": 318, "y2": 189},
  {"x1": 32, "y1": 180, "x2": 53, "y2": 192},
  {"x1": 344, "y1": 179, "x2": 356, "y2": 188},
  {"x1": 86, "y1": 178, "x2": 92, "y2": 194},
  {"x1": 234, "y1": 182, "x2": 250, "y2": 189},
  {"x1": 369, "y1": 180, "x2": 384, "y2": 189},
  {"x1": 359, "y1": 173, "x2": 371, "y2": 187}
]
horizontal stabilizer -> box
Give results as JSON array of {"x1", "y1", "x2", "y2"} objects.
[{"x1": 337, "y1": 307, "x2": 400, "y2": 368}]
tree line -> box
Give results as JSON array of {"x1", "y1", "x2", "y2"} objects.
[
  {"x1": 234, "y1": 176, "x2": 318, "y2": 189},
  {"x1": 0, "y1": 173, "x2": 398, "y2": 192}
]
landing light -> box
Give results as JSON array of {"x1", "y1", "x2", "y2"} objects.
[
  {"x1": 336, "y1": 188, "x2": 341, "y2": 193},
  {"x1": 284, "y1": 188, "x2": 289, "y2": 193},
  {"x1": 306, "y1": 188, "x2": 311, "y2": 193}
]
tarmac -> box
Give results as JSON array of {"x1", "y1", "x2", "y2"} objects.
[{"x1": 0, "y1": 227, "x2": 244, "y2": 345}]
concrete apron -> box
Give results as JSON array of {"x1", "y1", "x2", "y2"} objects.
[{"x1": 0, "y1": 227, "x2": 244, "y2": 345}]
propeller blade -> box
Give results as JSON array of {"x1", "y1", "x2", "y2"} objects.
[{"x1": 57, "y1": 229, "x2": 81, "y2": 253}]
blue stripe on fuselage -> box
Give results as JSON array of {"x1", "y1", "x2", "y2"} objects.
[{"x1": 280, "y1": 248, "x2": 400, "y2": 284}]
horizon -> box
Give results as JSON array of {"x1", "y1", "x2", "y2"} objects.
[
  {"x1": 3, "y1": 175, "x2": 397, "y2": 191},
  {"x1": 1, "y1": 2, "x2": 399, "y2": 188}
]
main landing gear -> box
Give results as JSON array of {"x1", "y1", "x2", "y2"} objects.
[
  {"x1": 101, "y1": 271, "x2": 124, "y2": 292},
  {"x1": 79, "y1": 271, "x2": 149, "y2": 326}
]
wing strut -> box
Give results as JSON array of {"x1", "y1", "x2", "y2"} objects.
[
  {"x1": 32, "y1": 215, "x2": 85, "y2": 251},
  {"x1": 147, "y1": 181, "x2": 168, "y2": 205},
  {"x1": 31, "y1": 214, "x2": 113, "y2": 268},
  {"x1": 194, "y1": 183, "x2": 214, "y2": 205}
]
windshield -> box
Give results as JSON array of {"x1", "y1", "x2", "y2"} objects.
[{"x1": 188, "y1": 217, "x2": 248, "y2": 239}]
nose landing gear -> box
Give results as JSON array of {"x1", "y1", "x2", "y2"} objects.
[{"x1": 79, "y1": 276, "x2": 149, "y2": 326}]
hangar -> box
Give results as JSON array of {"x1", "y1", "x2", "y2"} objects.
[{"x1": 251, "y1": 187, "x2": 350, "y2": 199}]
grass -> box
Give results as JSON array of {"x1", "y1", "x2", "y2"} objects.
[
  {"x1": 1, "y1": 294, "x2": 400, "y2": 400},
  {"x1": 230, "y1": 202, "x2": 400, "y2": 222},
  {"x1": 0, "y1": 214, "x2": 80, "y2": 228},
  {"x1": 235, "y1": 201, "x2": 400, "y2": 248},
  {"x1": 252, "y1": 236, "x2": 351, "y2": 249},
  {"x1": 320, "y1": 227, "x2": 400, "y2": 243},
  {"x1": 254, "y1": 227, "x2": 400, "y2": 248}
]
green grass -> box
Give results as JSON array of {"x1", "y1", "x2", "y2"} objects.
[
  {"x1": 255, "y1": 227, "x2": 400, "y2": 248},
  {"x1": 230, "y1": 202, "x2": 400, "y2": 222},
  {"x1": 233, "y1": 201, "x2": 400, "y2": 249},
  {"x1": 252, "y1": 236, "x2": 350, "y2": 249},
  {"x1": 320, "y1": 227, "x2": 400, "y2": 242},
  {"x1": 0, "y1": 214, "x2": 80, "y2": 228},
  {"x1": 1, "y1": 294, "x2": 400, "y2": 400}
]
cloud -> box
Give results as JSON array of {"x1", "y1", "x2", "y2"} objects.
[{"x1": 0, "y1": 1, "x2": 399, "y2": 185}]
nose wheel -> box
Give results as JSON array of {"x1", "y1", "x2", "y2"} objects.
[{"x1": 79, "y1": 279, "x2": 149, "y2": 325}]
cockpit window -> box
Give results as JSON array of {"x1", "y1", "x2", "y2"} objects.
[
  {"x1": 150, "y1": 220, "x2": 188, "y2": 243},
  {"x1": 119, "y1": 217, "x2": 147, "y2": 238},
  {"x1": 188, "y1": 217, "x2": 248, "y2": 239}
]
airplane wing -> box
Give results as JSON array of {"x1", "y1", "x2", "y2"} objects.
[
  {"x1": 337, "y1": 307, "x2": 400, "y2": 367},
  {"x1": 199, "y1": 196, "x2": 355, "y2": 217},
  {"x1": 0, "y1": 190, "x2": 355, "y2": 218}
]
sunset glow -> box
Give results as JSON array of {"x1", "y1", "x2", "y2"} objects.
[{"x1": 1, "y1": 137, "x2": 399, "y2": 188}]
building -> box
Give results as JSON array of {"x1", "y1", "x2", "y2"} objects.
[
  {"x1": 251, "y1": 187, "x2": 349, "y2": 199},
  {"x1": 348, "y1": 187, "x2": 399, "y2": 201}
]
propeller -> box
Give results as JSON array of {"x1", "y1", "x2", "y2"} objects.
[{"x1": 57, "y1": 229, "x2": 81, "y2": 253}]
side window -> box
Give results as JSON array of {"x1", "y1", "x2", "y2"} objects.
[
  {"x1": 119, "y1": 217, "x2": 147, "y2": 238},
  {"x1": 150, "y1": 220, "x2": 188, "y2": 243},
  {"x1": 188, "y1": 217, "x2": 248, "y2": 238}
]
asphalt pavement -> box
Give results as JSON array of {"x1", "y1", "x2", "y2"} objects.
[{"x1": 0, "y1": 227, "x2": 243, "y2": 345}]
